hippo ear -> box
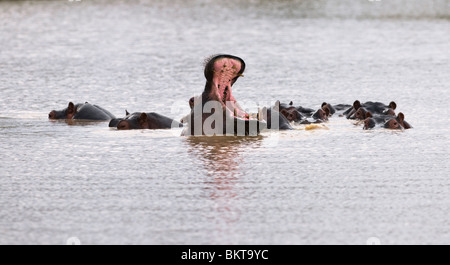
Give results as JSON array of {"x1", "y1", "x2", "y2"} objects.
[
  {"x1": 321, "y1": 102, "x2": 328, "y2": 108},
  {"x1": 366, "y1": 111, "x2": 373, "y2": 118},
  {"x1": 397, "y1": 112, "x2": 405, "y2": 122},
  {"x1": 138, "y1": 113, "x2": 149, "y2": 129},
  {"x1": 139, "y1": 113, "x2": 148, "y2": 122},
  {"x1": 125, "y1": 110, "x2": 130, "y2": 116},
  {"x1": 353, "y1": 100, "x2": 361, "y2": 110},
  {"x1": 389, "y1": 101, "x2": 397, "y2": 110},
  {"x1": 67, "y1": 102, "x2": 75, "y2": 114},
  {"x1": 289, "y1": 101, "x2": 293, "y2": 106}
]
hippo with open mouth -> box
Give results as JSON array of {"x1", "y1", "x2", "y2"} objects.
[{"x1": 183, "y1": 54, "x2": 267, "y2": 136}]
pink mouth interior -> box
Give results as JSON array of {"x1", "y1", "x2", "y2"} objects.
[{"x1": 212, "y1": 58, "x2": 249, "y2": 119}]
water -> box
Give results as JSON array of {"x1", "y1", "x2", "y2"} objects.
[{"x1": 0, "y1": 0, "x2": 449, "y2": 245}]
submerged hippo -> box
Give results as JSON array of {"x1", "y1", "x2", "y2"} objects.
[
  {"x1": 262, "y1": 106, "x2": 293, "y2": 130},
  {"x1": 276, "y1": 101, "x2": 315, "y2": 118},
  {"x1": 310, "y1": 107, "x2": 330, "y2": 123},
  {"x1": 321, "y1": 102, "x2": 354, "y2": 116},
  {"x1": 276, "y1": 101, "x2": 333, "y2": 124},
  {"x1": 48, "y1": 102, "x2": 115, "y2": 121},
  {"x1": 345, "y1": 100, "x2": 396, "y2": 119},
  {"x1": 109, "y1": 111, "x2": 182, "y2": 130},
  {"x1": 183, "y1": 54, "x2": 267, "y2": 136},
  {"x1": 363, "y1": 112, "x2": 412, "y2": 130}
]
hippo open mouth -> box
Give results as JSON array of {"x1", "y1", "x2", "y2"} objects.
[
  {"x1": 184, "y1": 54, "x2": 267, "y2": 136},
  {"x1": 205, "y1": 55, "x2": 248, "y2": 119}
]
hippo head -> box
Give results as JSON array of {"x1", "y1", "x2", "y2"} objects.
[
  {"x1": 384, "y1": 118, "x2": 404, "y2": 130},
  {"x1": 312, "y1": 107, "x2": 329, "y2": 121},
  {"x1": 346, "y1": 100, "x2": 361, "y2": 119},
  {"x1": 363, "y1": 119, "x2": 376, "y2": 130},
  {"x1": 355, "y1": 107, "x2": 367, "y2": 120},
  {"x1": 353, "y1": 100, "x2": 361, "y2": 111},
  {"x1": 362, "y1": 112, "x2": 375, "y2": 129},
  {"x1": 48, "y1": 102, "x2": 77, "y2": 119},
  {"x1": 396, "y1": 112, "x2": 412, "y2": 129},
  {"x1": 280, "y1": 108, "x2": 304, "y2": 122},
  {"x1": 321, "y1": 102, "x2": 335, "y2": 116},
  {"x1": 116, "y1": 112, "x2": 150, "y2": 130},
  {"x1": 113, "y1": 111, "x2": 182, "y2": 130},
  {"x1": 202, "y1": 54, "x2": 247, "y2": 118},
  {"x1": 185, "y1": 54, "x2": 268, "y2": 136},
  {"x1": 383, "y1": 101, "x2": 397, "y2": 116}
]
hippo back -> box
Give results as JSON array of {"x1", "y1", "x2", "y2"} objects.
[
  {"x1": 146, "y1": 112, "x2": 183, "y2": 129},
  {"x1": 73, "y1": 103, "x2": 115, "y2": 120}
]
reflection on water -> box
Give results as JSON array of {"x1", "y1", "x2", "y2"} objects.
[
  {"x1": 186, "y1": 136, "x2": 263, "y2": 177},
  {"x1": 185, "y1": 136, "x2": 263, "y2": 225},
  {"x1": 48, "y1": 119, "x2": 111, "y2": 126}
]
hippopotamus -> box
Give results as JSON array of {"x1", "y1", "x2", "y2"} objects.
[
  {"x1": 321, "y1": 102, "x2": 336, "y2": 116},
  {"x1": 362, "y1": 112, "x2": 412, "y2": 130},
  {"x1": 280, "y1": 107, "x2": 304, "y2": 123},
  {"x1": 276, "y1": 101, "x2": 332, "y2": 124},
  {"x1": 362, "y1": 112, "x2": 394, "y2": 129},
  {"x1": 395, "y1": 113, "x2": 412, "y2": 129},
  {"x1": 261, "y1": 106, "x2": 293, "y2": 130},
  {"x1": 48, "y1": 102, "x2": 115, "y2": 120},
  {"x1": 321, "y1": 102, "x2": 354, "y2": 116},
  {"x1": 275, "y1": 101, "x2": 317, "y2": 124},
  {"x1": 311, "y1": 107, "x2": 330, "y2": 122},
  {"x1": 275, "y1": 101, "x2": 315, "y2": 118},
  {"x1": 345, "y1": 100, "x2": 396, "y2": 119},
  {"x1": 383, "y1": 113, "x2": 412, "y2": 130},
  {"x1": 109, "y1": 111, "x2": 183, "y2": 130},
  {"x1": 183, "y1": 54, "x2": 267, "y2": 136}
]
